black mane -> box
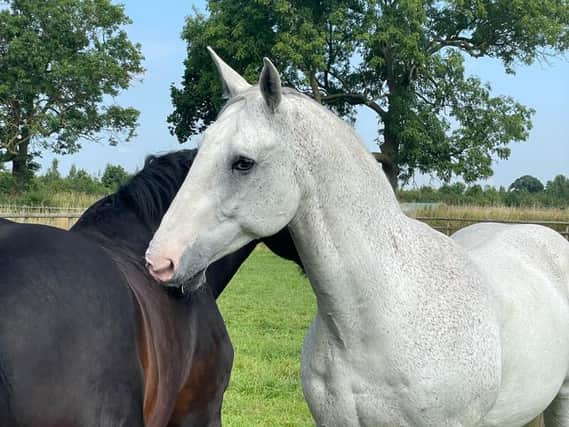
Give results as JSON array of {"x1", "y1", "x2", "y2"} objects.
[
  {"x1": 71, "y1": 149, "x2": 197, "y2": 243},
  {"x1": 117, "y1": 149, "x2": 197, "y2": 226}
]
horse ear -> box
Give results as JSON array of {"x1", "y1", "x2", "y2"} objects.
[
  {"x1": 259, "y1": 57, "x2": 282, "y2": 112},
  {"x1": 207, "y1": 46, "x2": 251, "y2": 98}
]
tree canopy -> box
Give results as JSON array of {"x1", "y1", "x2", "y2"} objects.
[
  {"x1": 101, "y1": 163, "x2": 130, "y2": 190},
  {"x1": 0, "y1": 0, "x2": 144, "y2": 190},
  {"x1": 509, "y1": 175, "x2": 544, "y2": 193},
  {"x1": 169, "y1": 0, "x2": 569, "y2": 188},
  {"x1": 546, "y1": 174, "x2": 569, "y2": 200}
]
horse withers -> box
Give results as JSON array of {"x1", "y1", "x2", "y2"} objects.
[
  {"x1": 0, "y1": 150, "x2": 262, "y2": 427},
  {"x1": 147, "y1": 50, "x2": 569, "y2": 427}
]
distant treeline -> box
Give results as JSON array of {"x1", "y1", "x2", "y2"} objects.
[
  {"x1": 1, "y1": 160, "x2": 567, "y2": 209},
  {"x1": 398, "y1": 175, "x2": 569, "y2": 208},
  {"x1": 0, "y1": 160, "x2": 129, "y2": 206}
]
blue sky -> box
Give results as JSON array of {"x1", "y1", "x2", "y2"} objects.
[{"x1": 40, "y1": 1, "x2": 569, "y2": 188}]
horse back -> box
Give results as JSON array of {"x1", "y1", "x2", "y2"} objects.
[
  {"x1": 453, "y1": 222, "x2": 569, "y2": 293},
  {"x1": 0, "y1": 221, "x2": 233, "y2": 426},
  {"x1": 0, "y1": 222, "x2": 144, "y2": 426}
]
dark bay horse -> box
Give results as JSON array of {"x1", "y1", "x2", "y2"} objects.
[{"x1": 0, "y1": 150, "x2": 298, "y2": 427}]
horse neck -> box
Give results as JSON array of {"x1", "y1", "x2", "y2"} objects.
[
  {"x1": 287, "y1": 112, "x2": 413, "y2": 336},
  {"x1": 72, "y1": 209, "x2": 155, "y2": 259}
]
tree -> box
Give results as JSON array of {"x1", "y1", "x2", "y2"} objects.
[
  {"x1": 439, "y1": 182, "x2": 466, "y2": 195},
  {"x1": 0, "y1": 0, "x2": 144, "y2": 191},
  {"x1": 169, "y1": 0, "x2": 569, "y2": 188},
  {"x1": 67, "y1": 164, "x2": 101, "y2": 193},
  {"x1": 45, "y1": 158, "x2": 61, "y2": 181},
  {"x1": 465, "y1": 184, "x2": 483, "y2": 199},
  {"x1": 68, "y1": 164, "x2": 78, "y2": 180},
  {"x1": 545, "y1": 174, "x2": 569, "y2": 200},
  {"x1": 101, "y1": 163, "x2": 130, "y2": 190},
  {"x1": 509, "y1": 175, "x2": 544, "y2": 193}
]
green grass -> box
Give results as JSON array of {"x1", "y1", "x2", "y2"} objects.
[
  {"x1": 0, "y1": 191, "x2": 104, "y2": 209},
  {"x1": 218, "y1": 246, "x2": 316, "y2": 426}
]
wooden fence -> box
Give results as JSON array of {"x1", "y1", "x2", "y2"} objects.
[
  {"x1": 1, "y1": 210, "x2": 568, "y2": 242},
  {"x1": 1, "y1": 212, "x2": 82, "y2": 229}
]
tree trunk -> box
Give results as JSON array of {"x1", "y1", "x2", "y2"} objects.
[
  {"x1": 308, "y1": 71, "x2": 321, "y2": 103},
  {"x1": 380, "y1": 130, "x2": 400, "y2": 190},
  {"x1": 11, "y1": 138, "x2": 29, "y2": 193}
]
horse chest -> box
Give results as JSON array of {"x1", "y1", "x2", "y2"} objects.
[
  {"x1": 300, "y1": 314, "x2": 414, "y2": 426},
  {"x1": 301, "y1": 307, "x2": 501, "y2": 427}
]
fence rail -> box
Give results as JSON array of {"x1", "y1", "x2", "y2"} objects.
[
  {"x1": 0, "y1": 205, "x2": 84, "y2": 212},
  {"x1": 1, "y1": 211, "x2": 569, "y2": 240},
  {"x1": 1, "y1": 212, "x2": 82, "y2": 229},
  {"x1": 1, "y1": 213, "x2": 83, "y2": 218}
]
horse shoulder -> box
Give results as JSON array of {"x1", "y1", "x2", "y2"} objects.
[
  {"x1": 121, "y1": 260, "x2": 232, "y2": 427},
  {"x1": 169, "y1": 294, "x2": 233, "y2": 426},
  {"x1": 115, "y1": 262, "x2": 181, "y2": 427}
]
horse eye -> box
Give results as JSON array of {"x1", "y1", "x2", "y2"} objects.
[{"x1": 231, "y1": 156, "x2": 256, "y2": 173}]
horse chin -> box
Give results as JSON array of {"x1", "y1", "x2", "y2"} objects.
[{"x1": 169, "y1": 268, "x2": 207, "y2": 295}]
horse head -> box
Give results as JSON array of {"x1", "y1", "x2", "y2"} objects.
[{"x1": 146, "y1": 49, "x2": 305, "y2": 287}]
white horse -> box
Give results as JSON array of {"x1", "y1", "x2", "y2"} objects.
[{"x1": 146, "y1": 49, "x2": 569, "y2": 426}]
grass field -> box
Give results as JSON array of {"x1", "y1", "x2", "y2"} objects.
[
  {"x1": 0, "y1": 191, "x2": 102, "y2": 210},
  {"x1": 218, "y1": 247, "x2": 315, "y2": 426},
  {"x1": 46, "y1": 191, "x2": 102, "y2": 208}
]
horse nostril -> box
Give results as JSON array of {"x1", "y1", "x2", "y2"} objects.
[
  {"x1": 146, "y1": 256, "x2": 176, "y2": 282},
  {"x1": 164, "y1": 258, "x2": 175, "y2": 272}
]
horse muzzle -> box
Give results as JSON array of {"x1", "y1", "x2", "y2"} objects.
[{"x1": 146, "y1": 252, "x2": 177, "y2": 283}]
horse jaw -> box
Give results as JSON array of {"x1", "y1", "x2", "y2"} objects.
[{"x1": 170, "y1": 219, "x2": 255, "y2": 290}]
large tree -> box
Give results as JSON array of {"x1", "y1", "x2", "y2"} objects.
[
  {"x1": 0, "y1": 0, "x2": 144, "y2": 190},
  {"x1": 509, "y1": 175, "x2": 544, "y2": 193},
  {"x1": 169, "y1": 0, "x2": 569, "y2": 189}
]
